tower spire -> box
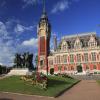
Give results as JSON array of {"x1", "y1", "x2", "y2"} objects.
[
  {"x1": 41, "y1": 0, "x2": 47, "y2": 19},
  {"x1": 43, "y1": 0, "x2": 46, "y2": 13}
]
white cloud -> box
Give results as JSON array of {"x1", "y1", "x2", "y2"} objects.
[
  {"x1": 0, "y1": 20, "x2": 37, "y2": 66},
  {"x1": 16, "y1": 38, "x2": 38, "y2": 56},
  {"x1": 0, "y1": 21, "x2": 8, "y2": 36},
  {"x1": 0, "y1": 39, "x2": 16, "y2": 66},
  {"x1": 51, "y1": 0, "x2": 69, "y2": 14},
  {"x1": 14, "y1": 24, "x2": 24, "y2": 33},
  {"x1": 14, "y1": 24, "x2": 36, "y2": 33},
  {"x1": 0, "y1": 63, "x2": 3, "y2": 65},
  {"x1": 5, "y1": 19, "x2": 20, "y2": 30},
  {"x1": 0, "y1": 21, "x2": 13, "y2": 40},
  {"x1": 22, "y1": 38, "x2": 38, "y2": 47},
  {"x1": 0, "y1": 21, "x2": 17, "y2": 66},
  {"x1": 22, "y1": 0, "x2": 41, "y2": 8}
]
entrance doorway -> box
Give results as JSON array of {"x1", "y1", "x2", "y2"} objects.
[{"x1": 77, "y1": 65, "x2": 83, "y2": 73}]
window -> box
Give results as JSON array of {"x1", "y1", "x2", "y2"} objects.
[
  {"x1": 86, "y1": 65, "x2": 89, "y2": 70},
  {"x1": 84, "y1": 53, "x2": 88, "y2": 62},
  {"x1": 75, "y1": 42, "x2": 81, "y2": 48},
  {"x1": 74, "y1": 37, "x2": 82, "y2": 49},
  {"x1": 89, "y1": 42, "x2": 96, "y2": 47},
  {"x1": 63, "y1": 55, "x2": 67, "y2": 63},
  {"x1": 54, "y1": 57, "x2": 56, "y2": 64},
  {"x1": 57, "y1": 56, "x2": 60, "y2": 64},
  {"x1": 49, "y1": 60, "x2": 53, "y2": 65},
  {"x1": 88, "y1": 35, "x2": 97, "y2": 47},
  {"x1": 93, "y1": 65, "x2": 97, "y2": 69},
  {"x1": 61, "y1": 56, "x2": 63, "y2": 63},
  {"x1": 77, "y1": 54, "x2": 81, "y2": 62},
  {"x1": 91, "y1": 52, "x2": 96, "y2": 61},
  {"x1": 71, "y1": 66, "x2": 74, "y2": 70},
  {"x1": 40, "y1": 60, "x2": 44, "y2": 66},
  {"x1": 70, "y1": 54, "x2": 74, "y2": 63},
  {"x1": 64, "y1": 66, "x2": 67, "y2": 70},
  {"x1": 61, "y1": 41, "x2": 68, "y2": 51}
]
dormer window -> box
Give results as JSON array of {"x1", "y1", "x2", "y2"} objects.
[
  {"x1": 88, "y1": 35, "x2": 97, "y2": 47},
  {"x1": 74, "y1": 36, "x2": 82, "y2": 49},
  {"x1": 61, "y1": 40, "x2": 68, "y2": 51}
]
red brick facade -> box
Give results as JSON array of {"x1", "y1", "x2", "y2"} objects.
[{"x1": 48, "y1": 33, "x2": 100, "y2": 74}]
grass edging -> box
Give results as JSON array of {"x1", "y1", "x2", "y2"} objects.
[
  {"x1": 0, "y1": 91, "x2": 54, "y2": 99},
  {"x1": 54, "y1": 80, "x2": 81, "y2": 98}
]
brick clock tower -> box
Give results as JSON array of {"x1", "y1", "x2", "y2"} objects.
[{"x1": 37, "y1": 0, "x2": 51, "y2": 75}]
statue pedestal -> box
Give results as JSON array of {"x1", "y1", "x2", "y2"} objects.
[{"x1": 8, "y1": 68, "x2": 30, "y2": 76}]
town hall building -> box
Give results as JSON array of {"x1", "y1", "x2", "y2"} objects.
[
  {"x1": 48, "y1": 32, "x2": 100, "y2": 75},
  {"x1": 37, "y1": 0, "x2": 100, "y2": 75}
]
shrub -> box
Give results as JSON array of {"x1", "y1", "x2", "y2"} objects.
[
  {"x1": 94, "y1": 72, "x2": 97, "y2": 74},
  {"x1": 98, "y1": 72, "x2": 100, "y2": 74},
  {"x1": 55, "y1": 73, "x2": 73, "y2": 79}
]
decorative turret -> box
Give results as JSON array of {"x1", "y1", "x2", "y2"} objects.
[{"x1": 53, "y1": 34, "x2": 57, "y2": 51}]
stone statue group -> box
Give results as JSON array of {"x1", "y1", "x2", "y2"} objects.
[{"x1": 14, "y1": 52, "x2": 33, "y2": 70}]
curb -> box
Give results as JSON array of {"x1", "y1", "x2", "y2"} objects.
[{"x1": 0, "y1": 91, "x2": 54, "y2": 99}]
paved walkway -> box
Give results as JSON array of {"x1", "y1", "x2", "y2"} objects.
[{"x1": 0, "y1": 80, "x2": 100, "y2": 100}]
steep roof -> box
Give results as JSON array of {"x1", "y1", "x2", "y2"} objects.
[{"x1": 61, "y1": 32, "x2": 100, "y2": 48}]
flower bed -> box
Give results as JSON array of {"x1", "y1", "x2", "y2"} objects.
[{"x1": 21, "y1": 72, "x2": 48, "y2": 90}]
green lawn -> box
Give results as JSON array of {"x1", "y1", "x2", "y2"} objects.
[
  {"x1": 97, "y1": 80, "x2": 100, "y2": 84},
  {"x1": 0, "y1": 76, "x2": 79, "y2": 97}
]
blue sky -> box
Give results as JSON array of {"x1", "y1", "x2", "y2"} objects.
[{"x1": 0, "y1": 0, "x2": 100, "y2": 66}]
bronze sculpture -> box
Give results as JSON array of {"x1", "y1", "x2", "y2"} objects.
[{"x1": 14, "y1": 52, "x2": 33, "y2": 70}]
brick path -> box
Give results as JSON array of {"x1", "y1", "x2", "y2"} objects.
[{"x1": 0, "y1": 80, "x2": 100, "y2": 100}]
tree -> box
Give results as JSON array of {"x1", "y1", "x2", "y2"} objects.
[{"x1": 0, "y1": 65, "x2": 2, "y2": 74}]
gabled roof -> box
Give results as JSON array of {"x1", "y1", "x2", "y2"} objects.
[{"x1": 60, "y1": 32, "x2": 100, "y2": 49}]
